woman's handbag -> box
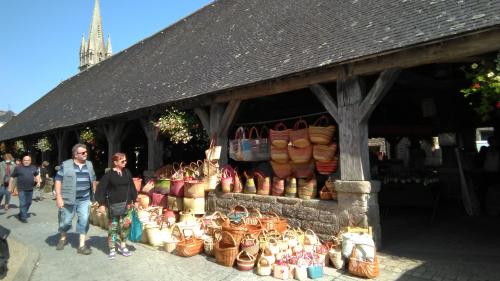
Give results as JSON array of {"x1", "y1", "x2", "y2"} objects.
[
  {"x1": 290, "y1": 119, "x2": 311, "y2": 148},
  {"x1": 255, "y1": 171, "x2": 271, "y2": 195},
  {"x1": 348, "y1": 244, "x2": 380, "y2": 278},
  {"x1": 248, "y1": 126, "x2": 270, "y2": 161},
  {"x1": 243, "y1": 172, "x2": 257, "y2": 194},
  {"x1": 309, "y1": 115, "x2": 336, "y2": 145},
  {"x1": 229, "y1": 127, "x2": 252, "y2": 161},
  {"x1": 205, "y1": 138, "x2": 222, "y2": 161},
  {"x1": 312, "y1": 143, "x2": 337, "y2": 162}
]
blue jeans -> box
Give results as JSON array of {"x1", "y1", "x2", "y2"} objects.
[
  {"x1": 58, "y1": 199, "x2": 91, "y2": 234},
  {"x1": 0, "y1": 185, "x2": 10, "y2": 207},
  {"x1": 18, "y1": 190, "x2": 33, "y2": 220}
]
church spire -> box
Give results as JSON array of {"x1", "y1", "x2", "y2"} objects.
[
  {"x1": 79, "y1": 0, "x2": 111, "y2": 71},
  {"x1": 105, "y1": 35, "x2": 113, "y2": 58}
]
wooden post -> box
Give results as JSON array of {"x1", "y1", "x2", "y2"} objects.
[
  {"x1": 140, "y1": 117, "x2": 164, "y2": 171},
  {"x1": 312, "y1": 68, "x2": 400, "y2": 180},
  {"x1": 101, "y1": 123, "x2": 125, "y2": 168}
]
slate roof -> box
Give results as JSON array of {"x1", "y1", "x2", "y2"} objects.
[{"x1": 1, "y1": 0, "x2": 500, "y2": 141}]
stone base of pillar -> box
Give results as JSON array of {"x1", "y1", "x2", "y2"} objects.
[{"x1": 335, "y1": 180, "x2": 382, "y2": 248}]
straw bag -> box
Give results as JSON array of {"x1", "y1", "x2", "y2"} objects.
[
  {"x1": 229, "y1": 127, "x2": 252, "y2": 161},
  {"x1": 285, "y1": 177, "x2": 297, "y2": 197},
  {"x1": 205, "y1": 138, "x2": 221, "y2": 161},
  {"x1": 154, "y1": 178, "x2": 171, "y2": 194},
  {"x1": 298, "y1": 178, "x2": 317, "y2": 199},
  {"x1": 316, "y1": 158, "x2": 339, "y2": 175},
  {"x1": 176, "y1": 228, "x2": 204, "y2": 257},
  {"x1": 271, "y1": 161, "x2": 292, "y2": 178},
  {"x1": 203, "y1": 159, "x2": 219, "y2": 178},
  {"x1": 233, "y1": 170, "x2": 243, "y2": 193},
  {"x1": 304, "y1": 229, "x2": 320, "y2": 247},
  {"x1": 348, "y1": 244, "x2": 380, "y2": 278},
  {"x1": 183, "y1": 180, "x2": 206, "y2": 198},
  {"x1": 215, "y1": 231, "x2": 239, "y2": 267},
  {"x1": 312, "y1": 143, "x2": 337, "y2": 162},
  {"x1": 151, "y1": 193, "x2": 168, "y2": 208},
  {"x1": 183, "y1": 197, "x2": 205, "y2": 214},
  {"x1": 272, "y1": 177, "x2": 285, "y2": 196},
  {"x1": 137, "y1": 194, "x2": 150, "y2": 209},
  {"x1": 243, "y1": 172, "x2": 257, "y2": 194},
  {"x1": 273, "y1": 263, "x2": 291, "y2": 280},
  {"x1": 255, "y1": 171, "x2": 271, "y2": 195},
  {"x1": 309, "y1": 115, "x2": 336, "y2": 145},
  {"x1": 203, "y1": 236, "x2": 215, "y2": 256},
  {"x1": 167, "y1": 196, "x2": 183, "y2": 211},
  {"x1": 290, "y1": 119, "x2": 311, "y2": 148},
  {"x1": 169, "y1": 179, "x2": 185, "y2": 197},
  {"x1": 260, "y1": 212, "x2": 281, "y2": 232},
  {"x1": 227, "y1": 205, "x2": 248, "y2": 223},
  {"x1": 270, "y1": 122, "x2": 290, "y2": 149},
  {"x1": 271, "y1": 145, "x2": 289, "y2": 163},
  {"x1": 256, "y1": 256, "x2": 273, "y2": 276},
  {"x1": 221, "y1": 167, "x2": 233, "y2": 193},
  {"x1": 291, "y1": 161, "x2": 314, "y2": 178},
  {"x1": 240, "y1": 234, "x2": 260, "y2": 257},
  {"x1": 288, "y1": 145, "x2": 312, "y2": 164},
  {"x1": 236, "y1": 251, "x2": 256, "y2": 271}
]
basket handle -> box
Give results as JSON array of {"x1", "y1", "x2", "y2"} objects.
[
  {"x1": 293, "y1": 119, "x2": 308, "y2": 130},
  {"x1": 312, "y1": 115, "x2": 330, "y2": 127},
  {"x1": 238, "y1": 250, "x2": 255, "y2": 261},
  {"x1": 305, "y1": 229, "x2": 318, "y2": 239},
  {"x1": 234, "y1": 126, "x2": 247, "y2": 140},
  {"x1": 231, "y1": 204, "x2": 249, "y2": 216},
  {"x1": 260, "y1": 126, "x2": 269, "y2": 138},
  {"x1": 248, "y1": 208, "x2": 262, "y2": 218},
  {"x1": 273, "y1": 122, "x2": 287, "y2": 131},
  {"x1": 248, "y1": 126, "x2": 260, "y2": 140},
  {"x1": 223, "y1": 231, "x2": 237, "y2": 247}
]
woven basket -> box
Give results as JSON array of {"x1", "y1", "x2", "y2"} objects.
[
  {"x1": 176, "y1": 228, "x2": 204, "y2": 257},
  {"x1": 290, "y1": 119, "x2": 311, "y2": 148},
  {"x1": 227, "y1": 205, "x2": 248, "y2": 223},
  {"x1": 271, "y1": 177, "x2": 285, "y2": 196},
  {"x1": 313, "y1": 143, "x2": 337, "y2": 162},
  {"x1": 255, "y1": 172, "x2": 271, "y2": 195},
  {"x1": 256, "y1": 256, "x2": 273, "y2": 276},
  {"x1": 183, "y1": 180, "x2": 206, "y2": 198},
  {"x1": 240, "y1": 234, "x2": 260, "y2": 257},
  {"x1": 183, "y1": 197, "x2": 205, "y2": 215},
  {"x1": 309, "y1": 115, "x2": 336, "y2": 145},
  {"x1": 348, "y1": 245, "x2": 380, "y2": 278},
  {"x1": 203, "y1": 236, "x2": 215, "y2": 256},
  {"x1": 236, "y1": 251, "x2": 256, "y2": 271},
  {"x1": 269, "y1": 122, "x2": 290, "y2": 149},
  {"x1": 291, "y1": 161, "x2": 314, "y2": 178},
  {"x1": 285, "y1": 177, "x2": 297, "y2": 197},
  {"x1": 271, "y1": 161, "x2": 292, "y2": 178},
  {"x1": 298, "y1": 178, "x2": 317, "y2": 199},
  {"x1": 316, "y1": 158, "x2": 339, "y2": 175},
  {"x1": 260, "y1": 212, "x2": 281, "y2": 232},
  {"x1": 164, "y1": 238, "x2": 178, "y2": 253},
  {"x1": 244, "y1": 208, "x2": 262, "y2": 226},
  {"x1": 319, "y1": 185, "x2": 333, "y2": 200},
  {"x1": 270, "y1": 145, "x2": 289, "y2": 163},
  {"x1": 288, "y1": 145, "x2": 312, "y2": 164},
  {"x1": 221, "y1": 221, "x2": 247, "y2": 245},
  {"x1": 215, "y1": 231, "x2": 239, "y2": 267}
]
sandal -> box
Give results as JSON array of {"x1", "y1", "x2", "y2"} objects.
[
  {"x1": 108, "y1": 249, "x2": 116, "y2": 259},
  {"x1": 117, "y1": 245, "x2": 131, "y2": 257}
]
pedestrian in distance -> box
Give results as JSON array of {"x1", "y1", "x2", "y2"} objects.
[
  {"x1": 95, "y1": 152, "x2": 137, "y2": 259},
  {"x1": 7, "y1": 155, "x2": 41, "y2": 223},
  {"x1": 0, "y1": 154, "x2": 15, "y2": 211},
  {"x1": 54, "y1": 144, "x2": 97, "y2": 255}
]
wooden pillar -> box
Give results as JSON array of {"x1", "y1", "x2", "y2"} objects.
[
  {"x1": 195, "y1": 99, "x2": 241, "y2": 166},
  {"x1": 55, "y1": 131, "x2": 68, "y2": 164},
  {"x1": 140, "y1": 117, "x2": 164, "y2": 171},
  {"x1": 101, "y1": 123, "x2": 125, "y2": 168}
]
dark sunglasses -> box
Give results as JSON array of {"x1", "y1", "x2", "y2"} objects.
[
  {"x1": 77, "y1": 151, "x2": 88, "y2": 155},
  {"x1": 119, "y1": 160, "x2": 127, "y2": 163}
]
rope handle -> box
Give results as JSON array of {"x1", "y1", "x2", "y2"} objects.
[
  {"x1": 293, "y1": 119, "x2": 309, "y2": 130},
  {"x1": 273, "y1": 122, "x2": 288, "y2": 131},
  {"x1": 248, "y1": 126, "x2": 260, "y2": 140},
  {"x1": 312, "y1": 115, "x2": 331, "y2": 127}
]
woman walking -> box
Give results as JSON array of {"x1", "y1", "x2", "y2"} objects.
[{"x1": 96, "y1": 153, "x2": 137, "y2": 259}]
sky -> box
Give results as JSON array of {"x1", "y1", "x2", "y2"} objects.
[{"x1": 0, "y1": 0, "x2": 212, "y2": 114}]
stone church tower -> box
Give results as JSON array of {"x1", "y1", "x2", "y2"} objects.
[{"x1": 79, "y1": 0, "x2": 112, "y2": 71}]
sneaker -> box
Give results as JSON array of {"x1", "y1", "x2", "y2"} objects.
[
  {"x1": 56, "y1": 239, "x2": 66, "y2": 250},
  {"x1": 108, "y1": 249, "x2": 116, "y2": 260},
  {"x1": 77, "y1": 245, "x2": 92, "y2": 255},
  {"x1": 117, "y1": 245, "x2": 131, "y2": 257},
  {"x1": 16, "y1": 215, "x2": 27, "y2": 223}
]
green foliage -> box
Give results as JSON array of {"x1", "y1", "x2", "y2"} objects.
[
  {"x1": 460, "y1": 52, "x2": 500, "y2": 121},
  {"x1": 35, "y1": 137, "x2": 52, "y2": 152},
  {"x1": 14, "y1": 140, "x2": 25, "y2": 153},
  {"x1": 80, "y1": 127, "x2": 96, "y2": 144}
]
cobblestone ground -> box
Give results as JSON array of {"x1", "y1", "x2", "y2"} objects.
[{"x1": 0, "y1": 195, "x2": 498, "y2": 281}]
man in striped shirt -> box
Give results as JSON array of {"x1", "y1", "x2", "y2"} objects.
[{"x1": 54, "y1": 144, "x2": 97, "y2": 255}]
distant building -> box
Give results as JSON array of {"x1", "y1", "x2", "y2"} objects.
[
  {"x1": 79, "y1": 0, "x2": 112, "y2": 71},
  {"x1": 0, "y1": 110, "x2": 15, "y2": 127}
]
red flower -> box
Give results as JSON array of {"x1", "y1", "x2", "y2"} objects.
[{"x1": 472, "y1": 83, "x2": 481, "y2": 89}]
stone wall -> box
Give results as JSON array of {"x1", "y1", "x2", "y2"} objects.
[{"x1": 207, "y1": 180, "x2": 381, "y2": 246}]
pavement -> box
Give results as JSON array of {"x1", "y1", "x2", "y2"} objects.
[{"x1": 1, "y1": 194, "x2": 499, "y2": 281}]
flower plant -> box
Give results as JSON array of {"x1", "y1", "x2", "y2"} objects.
[
  {"x1": 154, "y1": 107, "x2": 197, "y2": 144},
  {"x1": 80, "y1": 127, "x2": 96, "y2": 144},
  {"x1": 35, "y1": 137, "x2": 52, "y2": 152},
  {"x1": 14, "y1": 140, "x2": 25, "y2": 153},
  {"x1": 460, "y1": 52, "x2": 500, "y2": 121}
]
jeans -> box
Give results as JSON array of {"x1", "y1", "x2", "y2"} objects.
[
  {"x1": 58, "y1": 199, "x2": 90, "y2": 234},
  {"x1": 18, "y1": 190, "x2": 33, "y2": 220},
  {"x1": 0, "y1": 186, "x2": 10, "y2": 207}
]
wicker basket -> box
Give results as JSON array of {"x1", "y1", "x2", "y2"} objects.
[
  {"x1": 183, "y1": 180, "x2": 206, "y2": 198},
  {"x1": 288, "y1": 145, "x2": 312, "y2": 164},
  {"x1": 227, "y1": 205, "x2": 248, "y2": 223},
  {"x1": 319, "y1": 185, "x2": 333, "y2": 200},
  {"x1": 240, "y1": 234, "x2": 260, "y2": 257},
  {"x1": 176, "y1": 228, "x2": 204, "y2": 257},
  {"x1": 270, "y1": 145, "x2": 289, "y2": 163},
  {"x1": 313, "y1": 143, "x2": 337, "y2": 162},
  {"x1": 309, "y1": 115, "x2": 336, "y2": 145},
  {"x1": 256, "y1": 256, "x2": 273, "y2": 276},
  {"x1": 164, "y1": 238, "x2": 178, "y2": 253},
  {"x1": 236, "y1": 251, "x2": 256, "y2": 271},
  {"x1": 348, "y1": 245, "x2": 380, "y2": 278},
  {"x1": 260, "y1": 212, "x2": 281, "y2": 232},
  {"x1": 269, "y1": 122, "x2": 290, "y2": 149},
  {"x1": 215, "y1": 231, "x2": 239, "y2": 267},
  {"x1": 203, "y1": 236, "x2": 215, "y2": 256},
  {"x1": 290, "y1": 119, "x2": 311, "y2": 148},
  {"x1": 221, "y1": 221, "x2": 247, "y2": 245},
  {"x1": 271, "y1": 161, "x2": 292, "y2": 178}
]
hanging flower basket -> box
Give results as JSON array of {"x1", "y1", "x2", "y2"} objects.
[
  {"x1": 14, "y1": 140, "x2": 25, "y2": 153},
  {"x1": 154, "y1": 107, "x2": 195, "y2": 144},
  {"x1": 80, "y1": 127, "x2": 96, "y2": 144},
  {"x1": 35, "y1": 137, "x2": 52, "y2": 152}
]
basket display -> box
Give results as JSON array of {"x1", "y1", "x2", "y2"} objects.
[
  {"x1": 215, "y1": 231, "x2": 239, "y2": 267},
  {"x1": 236, "y1": 251, "x2": 256, "y2": 271},
  {"x1": 309, "y1": 115, "x2": 336, "y2": 145}
]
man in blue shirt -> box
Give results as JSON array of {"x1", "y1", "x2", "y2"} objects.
[
  {"x1": 54, "y1": 144, "x2": 97, "y2": 255},
  {"x1": 8, "y1": 155, "x2": 40, "y2": 223}
]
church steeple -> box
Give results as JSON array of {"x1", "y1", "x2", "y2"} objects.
[{"x1": 79, "y1": 0, "x2": 112, "y2": 71}]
